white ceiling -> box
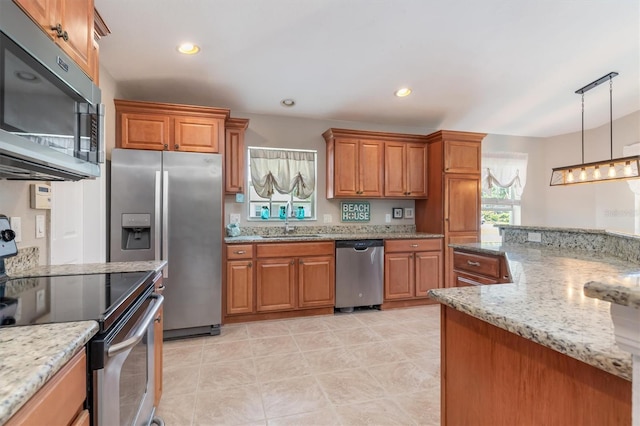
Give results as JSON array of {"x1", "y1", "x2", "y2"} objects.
[{"x1": 94, "y1": 0, "x2": 639, "y2": 138}]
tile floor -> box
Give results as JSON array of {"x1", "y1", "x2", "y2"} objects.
[{"x1": 156, "y1": 305, "x2": 441, "y2": 426}]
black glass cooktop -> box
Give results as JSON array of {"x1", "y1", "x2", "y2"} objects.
[{"x1": 0, "y1": 271, "x2": 153, "y2": 330}]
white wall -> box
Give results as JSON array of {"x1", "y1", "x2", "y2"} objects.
[
  {"x1": 540, "y1": 110, "x2": 640, "y2": 233},
  {"x1": 224, "y1": 112, "x2": 433, "y2": 227}
]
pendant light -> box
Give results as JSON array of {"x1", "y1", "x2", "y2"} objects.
[{"x1": 550, "y1": 72, "x2": 640, "y2": 186}]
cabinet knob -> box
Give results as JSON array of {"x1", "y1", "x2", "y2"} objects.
[
  {"x1": 290, "y1": 260, "x2": 295, "y2": 265},
  {"x1": 164, "y1": 144, "x2": 168, "y2": 150},
  {"x1": 238, "y1": 186, "x2": 243, "y2": 192},
  {"x1": 299, "y1": 260, "x2": 304, "y2": 264},
  {"x1": 51, "y1": 24, "x2": 68, "y2": 41},
  {"x1": 248, "y1": 262, "x2": 252, "y2": 268},
  {"x1": 175, "y1": 144, "x2": 180, "y2": 150}
]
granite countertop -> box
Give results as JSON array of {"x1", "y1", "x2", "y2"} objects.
[
  {"x1": 429, "y1": 242, "x2": 640, "y2": 380},
  {"x1": 225, "y1": 232, "x2": 443, "y2": 244},
  {"x1": 0, "y1": 321, "x2": 98, "y2": 425},
  {"x1": 8, "y1": 260, "x2": 167, "y2": 279},
  {"x1": 584, "y1": 279, "x2": 640, "y2": 309}
]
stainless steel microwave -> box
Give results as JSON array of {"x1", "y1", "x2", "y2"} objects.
[{"x1": 0, "y1": 1, "x2": 104, "y2": 181}]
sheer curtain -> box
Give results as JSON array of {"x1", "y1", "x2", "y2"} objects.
[
  {"x1": 249, "y1": 148, "x2": 316, "y2": 199},
  {"x1": 482, "y1": 152, "x2": 528, "y2": 198}
]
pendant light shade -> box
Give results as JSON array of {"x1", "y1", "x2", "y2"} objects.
[{"x1": 550, "y1": 72, "x2": 640, "y2": 186}]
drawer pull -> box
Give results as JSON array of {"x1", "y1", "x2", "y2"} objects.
[
  {"x1": 234, "y1": 250, "x2": 246, "y2": 254},
  {"x1": 467, "y1": 261, "x2": 481, "y2": 267},
  {"x1": 410, "y1": 244, "x2": 419, "y2": 248}
]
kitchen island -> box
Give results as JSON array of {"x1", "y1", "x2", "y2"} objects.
[
  {"x1": 429, "y1": 236, "x2": 639, "y2": 425},
  {"x1": 0, "y1": 260, "x2": 167, "y2": 425}
]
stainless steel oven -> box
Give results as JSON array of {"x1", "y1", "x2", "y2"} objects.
[{"x1": 91, "y1": 285, "x2": 163, "y2": 426}]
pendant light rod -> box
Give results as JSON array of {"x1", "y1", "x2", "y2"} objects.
[
  {"x1": 609, "y1": 76, "x2": 613, "y2": 160},
  {"x1": 575, "y1": 71, "x2": 618, "y2": 94}
]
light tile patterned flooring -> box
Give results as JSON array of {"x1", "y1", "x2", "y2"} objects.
[{"x1": 156, "y1": 305, "x2": 441, "y2": 426}]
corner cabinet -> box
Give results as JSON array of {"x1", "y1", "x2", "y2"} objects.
[
  {"x1": 223, "y1": 242, "x2": 335, "y2": 323},
  {"x1": 323, "y1": 128, "x2": 428, "y2": 199},
  {"x1": 383, "y1": 238, "x2": 443, "y2": 308},
  {"x1": 225, "y1": 118, "x2": 249, "y2": 194},
  {"x1": 14, "y1": 0, "x2": 96, "y2": 80},
  {"x1": 115, "y1": 100, "x2": 230, "y2": 153},
  {"x1": 414, "y1": 130, "x2": 486, "y2": 288}
]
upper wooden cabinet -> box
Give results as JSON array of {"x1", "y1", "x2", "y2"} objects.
[
  {"x1": 225, "y1": 118, "x2": 249, "y2": 194},
  {"x1": 414, "y1": 130, "x2": 486, "y2": 287},
  {"x1": 14, "y1": 0, "x2": 96, "y2": 80},
  {"x1": 385, "y1": 142, "x2": 428, "y2": 198},
  {"x1": 115, "y1": 100, "x2": 230, "y2": 153},
  {"x1": 323, "y1": 128, "x2": 428, "y2": 199}
]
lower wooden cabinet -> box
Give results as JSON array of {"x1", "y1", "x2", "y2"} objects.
[
  {"x1": 452, "y1": 249, "x2": 510, "y2": 286},
  {"x1": 224, "y1": 242, "x2": 335, "y2": 322},
  {"x1": 384, "y1": 239, "x2": 443, "y2": 304},
  {"x1": 6, "y1": 349, "x2": 87, "y2": 426}
]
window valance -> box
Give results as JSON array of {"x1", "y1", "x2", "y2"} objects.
[
  {"x1": 249, "y1": 148, "x2": 316, "y2": 199},
  {"x1": 482, "y1": 152, "x2": 528, "y2": 198}
]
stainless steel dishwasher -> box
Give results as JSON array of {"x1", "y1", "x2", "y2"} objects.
[{"x1": 335, "y1": 239, "x2": 384, "y2": 312}]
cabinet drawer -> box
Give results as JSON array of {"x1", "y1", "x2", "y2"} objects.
[
  {"x1": 453, "y1": 251, "x2": 500, "y2": 278},
  {"x1": 385, "y1": 238, "x2": 442, "y2": 253},
  {"x1": 455, "y1": 271, "x2": 498, "y2": 287},
  {"x1": 227, "y1": 244, "x2": 253, "y2": 259},
  {"x1": 256, "y1": 242, "x2": 334, "y2": 258}
]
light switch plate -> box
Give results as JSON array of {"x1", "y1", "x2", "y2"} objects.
[
  {"x1": 10, "y1": 217, "x2": 21, "y2": 243},
  {"x1": 527, "y1": 232, "x2": 542, "y2": 242},
  {"x1": 36, "y1": 215, "x2": 45, "y2": 238},
  {"x1": 385, "y1": 214, "x2": 391, "y2": 223}
]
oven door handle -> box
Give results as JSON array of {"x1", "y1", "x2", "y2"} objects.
[{"x1": 107, "y1": 294, "x2": 164, "y2": 358}]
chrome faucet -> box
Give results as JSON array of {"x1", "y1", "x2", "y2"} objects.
[{"x1": 284, "y1": 201, "x2": 295, "y2": 234}]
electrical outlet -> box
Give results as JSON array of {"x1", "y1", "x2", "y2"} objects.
[
  {"x1": 323, "y1": 214, "x2": 332, "y2": 223},
  {"x1": 36, "y1": 215, "x2": 45, "y2": 238},
  {"x1": 229, "y1": 213, "x2": 241, "y2": 224},
  {"x1": 527, "y1": 232, "x2": 542, "y2": 242},
  {"x1": 385, "y1": 214, "x2": 391, "y2": 223},
  {"x1": 10, "y1": 217, "x2": 21, "y2": 242}
]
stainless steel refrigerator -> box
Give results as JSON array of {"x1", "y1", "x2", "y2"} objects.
[{"x1": 109, "y1": 148, "x2": 222, "y2": 339}]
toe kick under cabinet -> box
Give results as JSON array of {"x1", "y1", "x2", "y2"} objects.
[{"x1": 224, "y1": 241, "x2": 335, "y2": 323}]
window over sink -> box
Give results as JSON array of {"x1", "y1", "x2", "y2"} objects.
[{"x1": 246, "y1": 147, "x2": 317, "y2": 221}]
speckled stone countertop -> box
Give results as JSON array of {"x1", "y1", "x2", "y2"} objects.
[
  {"x1": 7, "y1": 260, "x2": 167, "y2": 279},
  {"x1": 584, "y1": 280, "x2": 640, "y2": 309},
  {"x1": 225, "y1": 232, "x2": 442, "y2": 244},
  {"x1": 428, "y1": 242, "x2": 640, "y2": 380},
  {"x1": 0, "y1": 321, "x2": 98, "y2": 425}
]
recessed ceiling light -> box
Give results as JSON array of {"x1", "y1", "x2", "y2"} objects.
[
  {"x1": 177, "y1": 43, "x2": 200, "y2": 55},
  {"x1": 280, "y1": 99, "x2": 295, "y2": 107},
  {"x1": 394, "y1": 87, "x2": 412, "y2": 97}
]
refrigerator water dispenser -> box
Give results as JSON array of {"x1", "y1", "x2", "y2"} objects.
[{"x1": 121, "y1": 213, "x2": 151, "y2": 250}]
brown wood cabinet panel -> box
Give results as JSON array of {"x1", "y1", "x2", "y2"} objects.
[
  {"x1": 174, "y1": 116, "x2": 223, "y2": 153},
  {"x1": 444, "y1": 140, "x2": 481, "y2": 173},
  {"x1": 226, "y1": 260, "x2": 254, "y2": 315},
  {"x1": 445, "y1": 174, "x2": 480, "y2": 234},
  {"x1": 384, "y1": 142, "x2": 406, "y2": 197},
  {"x1": 226, "y1": 244, "x2": 253, "y2": 260},
  {"x1": 384, "y1": 253, "x2": 414, "y2": 300},
  {"x1": 298, "y1": 255, "x2": 335, "y2": 308},
  {"x1": 70, "y1": 410, "x2": 90, "y2": 426},
  {"x1": 442, "y1": 307, "x2": 631, "y2": 425},
  {"x1": 385, "y1": 238, "x2": 442, "y2": 253},
  {"x1": 119, "y1": 113, "x2": 170, "y2": 151},
  {"x1": 415, "y1": 251, "x2": 442, "y2": 296},
  {"x1": 13, "y1": 0, "x2": 55, "y2": 29},
  {"x1": 6, "y1": 350, "x2": 86, "y2": 426},
  {"x1": 359, "y1": 140, "x2": 384, "y2": 197},
  {"x1": 453, "y1": 251, "x2": 500, "y2": 278},
  {"x1": 256, "y1": 241, "x2": 333, "y2": 258},
  {"x1": 454, "y1": 270, "x2": 496, "y2": 287},
  {"x1": 256, "y1": 258, "x2": 296, "y2": 312},
  {"x1": 446, "y1": 235, "x2": 479, "y2": 288},
  {"x1": 333, "y1": 138, "x2": 359, "y2": 196},
  {"x1": 406, "y1": 142, "x2": 428, "y2": 197},
  {"x1": 225, "y1": 118, "x2": 249, "y2": 194}
]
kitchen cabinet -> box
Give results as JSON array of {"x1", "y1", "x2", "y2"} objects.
[
  {"x1": 323, "y1": 128, "x2": 429, "y2": 199},
  {"x1": 153, "y1": 273, "x2": 164, "y2": 407},
  {"x1": 452, "y1": 249, "x2": 510, "y2": 287},
  {"x1": 415, "y1": 130, "x2": 486, "y2": 287},
  {"x1": 115, "y1": 100, "x2": 230, "y2": 153},
  {"x1": 223, "y1": 241, "x2": 335, "y2": 323},
  {"x1": 6, "y1": 349, "x2": 87, "y2": 426},
  {"x1": 383, "y1": 238, "x2": 443, "y2": 307},
  {"x1": 14, "y1": 0, "x2": 95, "y2": 80},
  {"x1": 384, "y1": 142, "x2": 428, "y2": 198},
  {"x1": 225, "y1": 118, "x2": 249, "y2": 194}
]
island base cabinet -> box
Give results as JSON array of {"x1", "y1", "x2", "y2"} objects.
[{"x1": 441, "y1": 307, "x2": 631, "y2": 425}]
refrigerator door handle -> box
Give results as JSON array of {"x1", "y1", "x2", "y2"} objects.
[
  {"x1": 154, "y1": 171, "x2": 161, "y2": 263},
  {"x1": 163, "y1": 170, "x2": 169, "y2": 278}
]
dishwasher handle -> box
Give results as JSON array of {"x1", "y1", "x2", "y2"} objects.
[{"x1": 335, "y1": 239, "x2": 384, "y2": 250}]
